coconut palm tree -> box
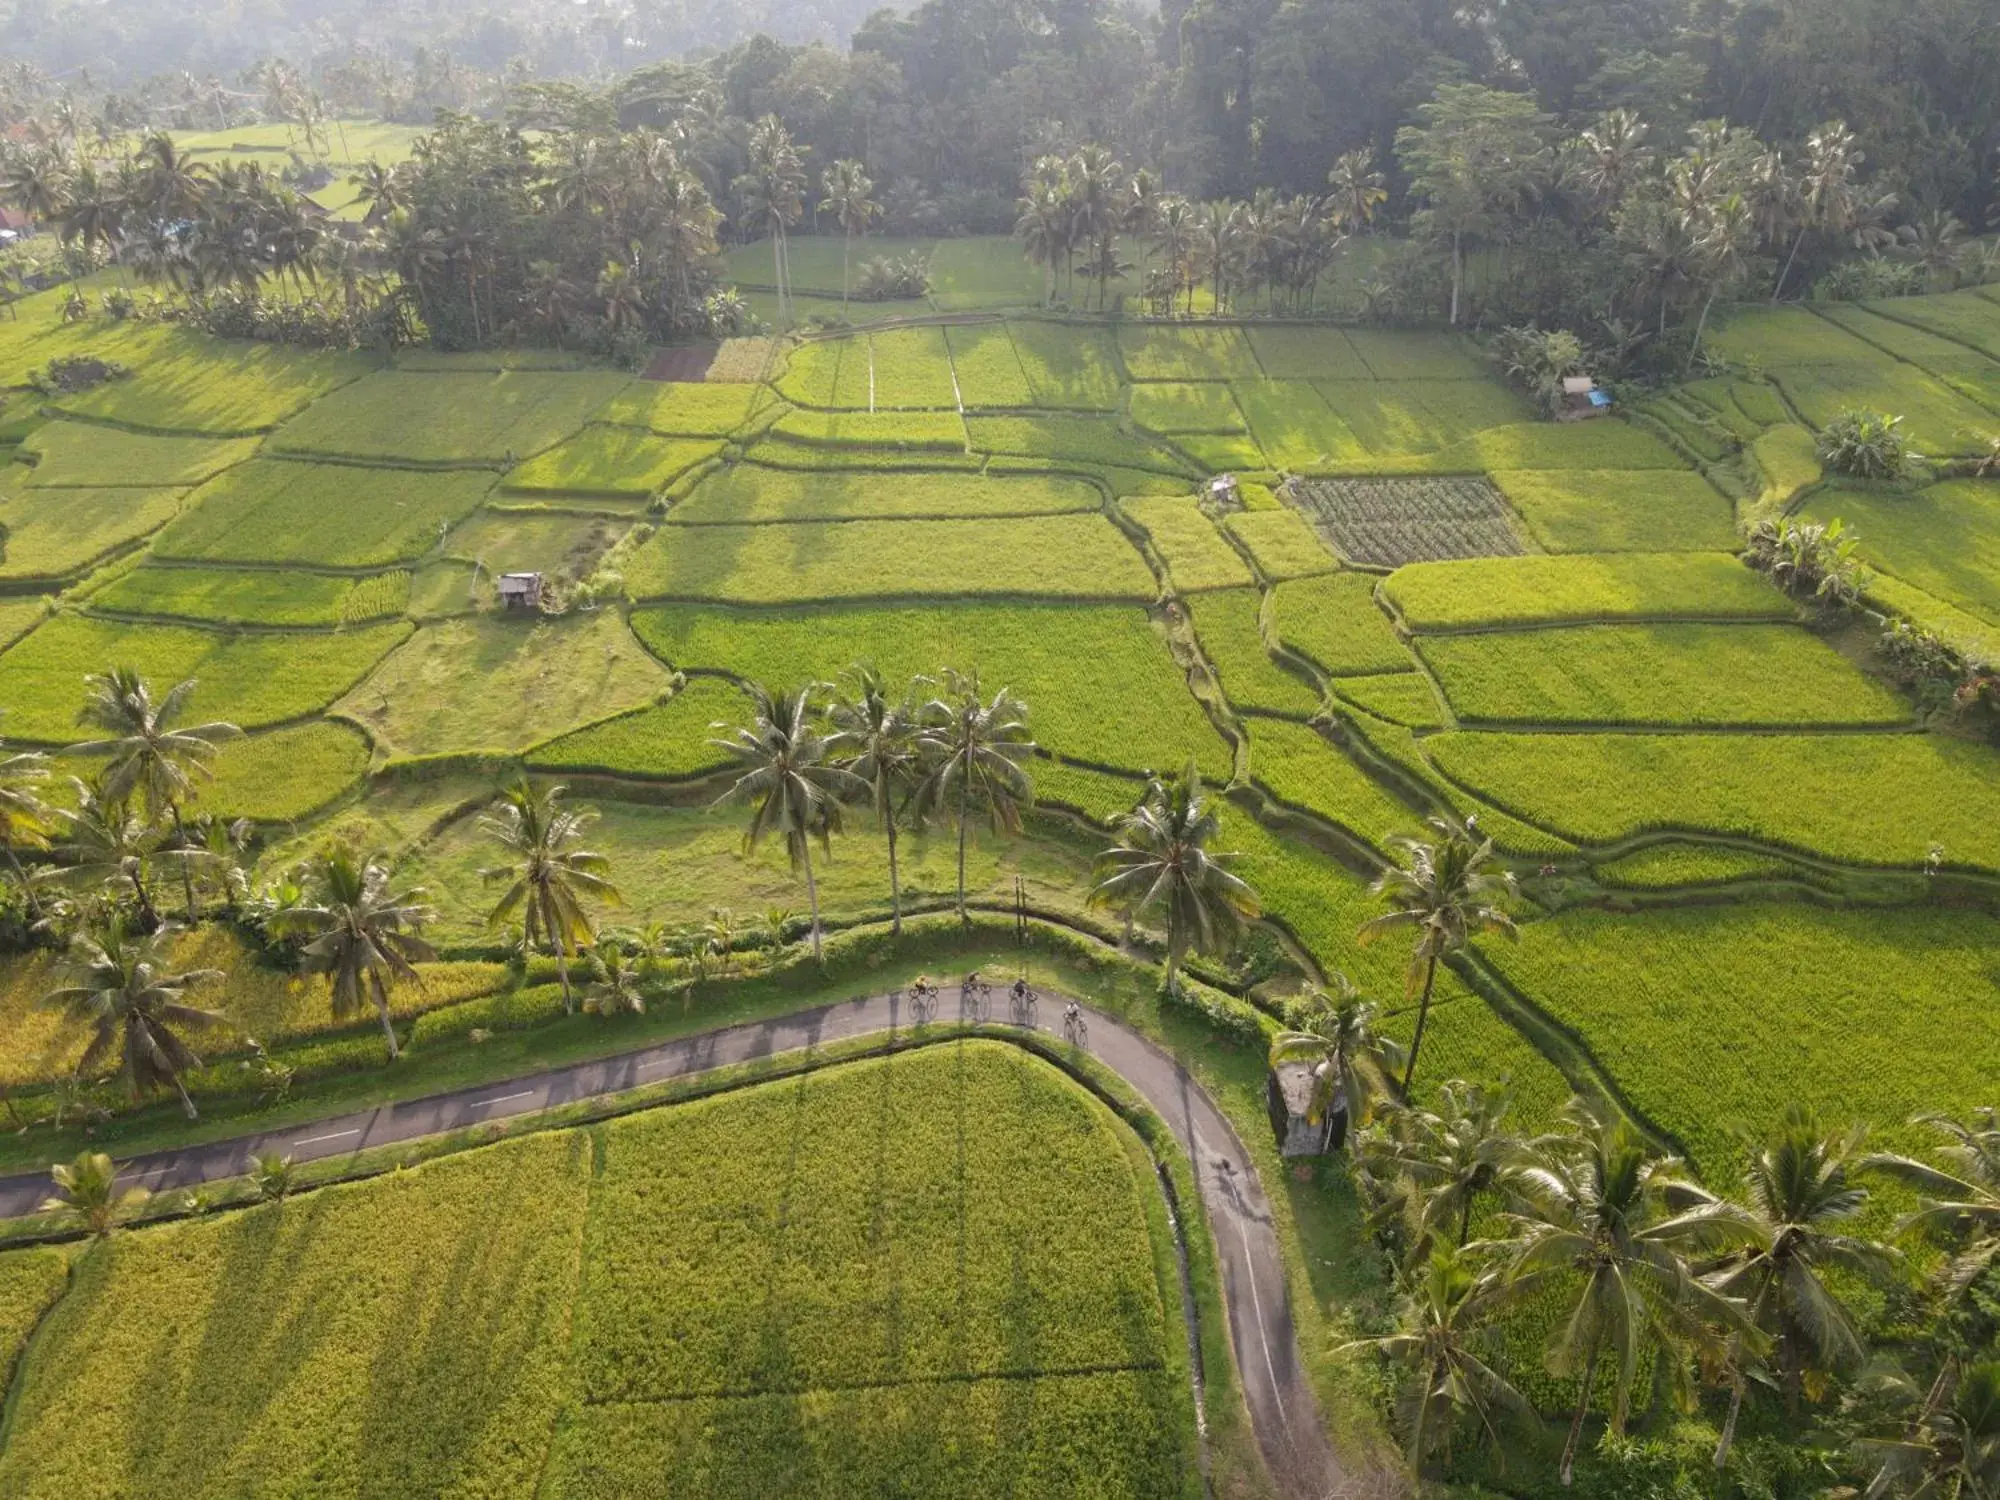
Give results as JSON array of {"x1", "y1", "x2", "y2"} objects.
[
  {"x1": 275, "y1": 848, "x2": 438, "y2": 1061},
  {"x1": 41, "y1": 1151, "x2": 147, "y2": 1237},
  {"x1": 57, "y1": 784, "x2": 164, "y2": 931},
  {"x1": 1327, "y1": 148, "x2": 1389, "y2": 234},
  {"x1": 735, "y1": 115, "x2": 807, "y2": 327},
  {"x1": 1363, "y1": 1079, "x2": 1533, "y2": 1257},
  {"x1": 1696, "y1": 1106, "x2": 1896, "y2": 1466},
  {"x1": 480, "y1": 781, "x2": 622, "y2": 1012},
  {"x1": 914, "y1": 670, "x2": 1036, "y2": 924},
  {"x1": 73, "y1": 666, "x2": 241, "y2": 917},
  {"x1": 713, "y1": 684, "x2": 863, "y2": 963},
  {"x1": 0, "y1": 745, "x2": 55, "y2": 922},
  {"x1": 1269, "y1": 982, "x2": 1403, "y2": 1136},
  {"x1": 1686, "y1": 191, "x2": 1756, "y2": 371},
  {"x1": 39, "y1": 920, "x2": 226, "y2": 1119},
  {"x1": 1502, "y1": 1097, "x2": 1752, "y2": 1487},
  {"x1": 1774, "y1": 120, "x2": 1860, "y2": 300},
  {"x1": 1195, "y1": 198, "x2": 1245, "y2": 314},
  {"x1": 1865, "y1": 1107, "x2": 2000, "y2": 1305},
  {"x1": 819, "y1": 159, "x2": 879, "y2": 315},
  {"x1": 827, "y1": 665, "x2": 921, "y2": 936},
  {"x1": 596, "y1": 259, "x2": 646, "y2": 337},
  {"x1": 1340, "y1": 1246, "x2": 1535, "y2": 1472},
  {"x1": 1848, "y1": 1359, "x2": 2000, "y2": 1500},
  {"x1": 1358, "y1": 817, "x2": 1517, "y2": 1094},
  {"x1": 582, "y1": 944, "x2": 646, "y2": 1016},
  {"x1": 1088, "y1": 761, "x2": 1257, "y2": 994},
  {"x1": 1015, "y1": 177, "x2": 1068, "y2": 307}
]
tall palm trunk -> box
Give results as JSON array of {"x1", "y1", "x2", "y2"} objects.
[
  {"x1": 955, "y1": 772, "x2": 971, "y2": 922},
  {"x1": 771, "y1": 228, "x2": 786, "y2": 328},
  {"x1": 1686, "y1": 287, "x2": 1719, "y2": 374},
  {"x1": 170, "y1": 802, "x2": 196, "y2": 919},
  {"x1": 373, "y1": 984, "x2": 401, "y2": 1061},
  {"x1": 1450, "y1": 229, "x2": 1463, "y2": 326},
  {"x1": 841, "y1": 225, "x2": 852, "y2": 316},
  {"x1": 173, "y1": 1072, "x2": 198, "y2": 1120},
  {"x1": 1773, "y1": 224, "x2": 1808, "y2": 302},
  {"x1": 801, "y1": 837, "x2": 823, "y2": 961},
  {"x1": 1713, "y1": 1371, "x2": 1746, "y2": 1470},
  {"x1": 543, "y1": 889, "x2": 574, "y2": 1014},
  {"x1": 1560, "y1": 1341, "x2": 1601, "y2": 1486},
  {"x1": 1401, "y1": 955, "x2": 1440, "y2": 1093},
  {"x1": 884, "y1": 811, "x2": 902, "y2": 936}
]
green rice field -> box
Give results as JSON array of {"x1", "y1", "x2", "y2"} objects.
[
  {"x1": 3, "y1": 260, "x2": 2000, "y2": 1494},
  {"x1": 0, "y1": 1045, "x2": 1197, "y2": 1497}
]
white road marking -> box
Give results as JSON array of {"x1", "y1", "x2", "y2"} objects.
[
  {"x1": 1237, "y1": 1217, "x2": 1290, "y2": 1432},
  {"x1": 293, "y1": 1128, "x2": 362, "y2": 1147},
  {"x1": 468, "y1": 1090, "x2": 536, "y2": 1110}
]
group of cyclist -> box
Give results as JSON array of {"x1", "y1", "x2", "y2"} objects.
[{"x1": 903, "y1": 969, "x2": 1084, "y2": 1041}]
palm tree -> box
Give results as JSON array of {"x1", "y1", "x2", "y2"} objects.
[
  {"x1": 1774, "y1": 120, "x2": 1860, "y2": 300},
  {"x1": 1898, "y1": 207, "x2": 1970, "y2": 289},
  {"x1": 819, "y1": 159, "x2": 879, "y2": 315},
  {"x1": 39, "y1": 920, "x2": 227, "y2": 1119},
  {"x1": 1195, "y1": 199, "x2": 1245, "y2": 314},
  {"x1": 348, "y1": 160, "x2": 404, "y2": 224},
  {"x1": 702, "y1": 907, "x2": 737, "y2": 978},
  {"x1": 1340, "y1": 1246, "x2": 1535, "y2": 1472},
  {"x1": 1328, "y1": 148, "x2": 1389, "y2": 235},
  {"x1": 480, "y1": 781, "x2": 622, "y2": 1012},
  {"x1": 1865, "y1": 1107, "x2": 2000, "y2": 1305},
  {"x1": 41, "y1": 1151, "x2": 147, "y2": 1237},
  {"x1": 274, "y1": 849, "x2": 438, "y2": 1061},
  {"x1": 827, "y1": 665, "x2": 921, "y2": 936},
  {"x1": 735, "y1": 115, "x2": 807, "y2": 327},
  {"x1": 1269, "y1": 982, "x2": 1403, "y2": 1136},
  {"x1": 1362, "y1": 1078, "x2": 1532, "y2": 1256},
  {"x1": 1697, "y1": 1106, "x2": 1896, "y2": 1466},
  {"x1": 1686, "y1": 192, "x2": 1755, "y2": 371},
  {"x1": 0, "y1": 146, "x2": 71, "y2": 223},
  {"x1": 915, "y1": 670, "x2": 1036, "y2": 924},
  {"x1": 58, "y1": 784, "x2": 164, "y2": 931},
  {"x1": 1502, "y1": 1097, "x2": 1751, "y2": 1487},
  {"x1": 0, "y1": 745, "x2": 55, "y2": 922},
  {"x1": 583, "y1": 944, "x2": 646, "y2": 1016},
  {"x1": 1849, "y1": 1359, "x2": 2000, "y2": 1500},
  {"x1": 1123, "y1": 167, "x2": 1162, "y2": 306},
  {"x1": 1569, "y1": 111, "x2": 1652, "y2": 220},
  {"x1": 1147, "y1": 194, "x2": 1196, "y2": 315},
  {"x1": 1015, "y1": 178, "x2": 1067, "y2": 307},
  {"x1": 1358, "y1": 817, "x2": 1517, "y2": 1094},
  {"x1": 713, "y1": 684, "x2": 863, "y2": 963},
  {"x1": 596, "y1": 259, "x2": 646, "y2": 337},
  {"x1": 73, "y1": 666, "x2": 241, "y2": 917},
  {"x1": 1088, "y1": 760, "x2": 1257, "y2": 994}
]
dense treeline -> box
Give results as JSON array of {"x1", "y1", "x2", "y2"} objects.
[{"x1": 5, "y1": 0, "x2": 2000, "y2": 237}]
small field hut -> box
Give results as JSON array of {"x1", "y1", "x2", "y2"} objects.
[
  {"x1": 1266, "y1": 1060, "x2": 1347, "y2": 1157},
  {"x1": 498, "y1": 572, "x2": 544, "y2": 611}
]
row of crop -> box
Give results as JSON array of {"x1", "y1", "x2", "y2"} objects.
[
  {"x1": 88, "y1": 565, "x2": 412, "y2": 628},
  {"x1": 0, "y1": 483, "x2": 184, "y2": 584},
  {"x1": 1414, "y1": 621, "x2": 1911, "y2": 729},
  {"x1": 664, "y1": 464, "x2": 1102, "y2": 525},
  {"x1": 0, "y1": 613, "x2": 411, "y2": 744},
  {"x1": 628, "y1": 600, "x2": 1233, "y2": 779},
  {"x1": 1483, "y1": 902, "x2": 2000, "y2": 1177},
  {"x1": 622, "y1": 512, "x2": 1159, "y2": 605},
  {"x1": 1380, "y1": 552, "x2": 1792, "y2": 632},
  {"x1": 1423, "y1": 728, "x2": 2000, "y2": 871},
  {"x1": 575, "y1": 1043, "x2": 1167, "y2": 1398}
]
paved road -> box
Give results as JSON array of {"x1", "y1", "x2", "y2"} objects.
[{"x1": 0, "y1": 989, "x2": 1348, "y2": 1500}]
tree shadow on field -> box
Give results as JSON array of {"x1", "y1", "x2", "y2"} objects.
[
  {"x1": 132, "y1": 1189, "x2": 346, "y2": 1489},
  {"x1": 355, "y1": 1132, "x2": 591, "y2": 1493}
]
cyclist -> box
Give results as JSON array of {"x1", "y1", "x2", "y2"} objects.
[{"x1": 1011, "y1": 975, "x2": 1031, "y2": 1007}]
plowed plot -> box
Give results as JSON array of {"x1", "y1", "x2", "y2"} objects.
[{"x1": 1287, "y1": 476, "x2": 1527, "y2": 567}]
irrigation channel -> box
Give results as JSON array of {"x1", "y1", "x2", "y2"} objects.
[{"x1": 0, "y1": 990, "x2": 1347, "y2": 1500}]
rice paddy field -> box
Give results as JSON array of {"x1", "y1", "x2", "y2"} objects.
[
  {"x1": 5, "y1": 257, "x2": 2000, "y2": 1490},
  {"x1": 0, "y1": 1044, "x2": 1198, "y2": 1498}
]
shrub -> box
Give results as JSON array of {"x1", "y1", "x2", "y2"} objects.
[
  {"x1": 1492, "y1": 325, "x2": 1586, "y2": 417},
  {"x1": 853, "y1": 252, "x2": 933, "y2": 300},
  {"x1": 28, "y1": 354, "x2": 130, "y2": 395},
  {"x1": 1746, "y1": 515, "x2": 1872, "y2": 611},
  {"x1": 1815, "y1": 408, "x2": 1916, "y2": 478}
]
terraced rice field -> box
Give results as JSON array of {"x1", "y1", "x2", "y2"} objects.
[{"x1": 4, "y1": 269, "x2": 2000, "y2": 1430}]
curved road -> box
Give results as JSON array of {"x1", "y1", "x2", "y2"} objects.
[{"x1": 0, "y1": 990, "x2": 1347, "y2": 1500}]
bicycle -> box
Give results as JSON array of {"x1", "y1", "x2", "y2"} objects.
[
  {"x1": 961, "y1": 971, "x2": 991, "y2": 1021},
  {"x1": 1009, "y1": 980, "x2": 1038, "y2": 1028},
  {"x1": 907, "y1": 979, "x2": 939, "y2": 1024},
  {"x1": 1062, "y1": 1003, "x2": 1088, "y2": 1047}
]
